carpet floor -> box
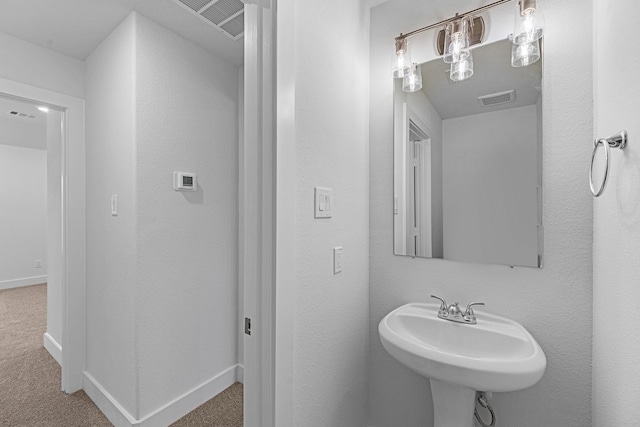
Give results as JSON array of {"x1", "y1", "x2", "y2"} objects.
[{"x1": 0, "y1": 284, "x2": 243, "y2": 427}]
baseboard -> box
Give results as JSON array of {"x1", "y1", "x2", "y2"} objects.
[
  {"x1": 236, "y1": 363, "x2": 244, "y2": 384},
  {"x1": 43, "y1": 332, "x2": 62, "y2": 365},
  {"x1": 137, "y1": 364, "x2": 239, "y2": 426},
  {"x1": 84, "y1": 364, "x2": 241, "y2": 427},
  {"x1": 83, "y1": 371, "x2": 138, "y2": 427},
  {"x1": 0, "y1": 275, "x2": 47, "y2": 291}
]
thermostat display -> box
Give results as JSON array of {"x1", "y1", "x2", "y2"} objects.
[{"x1": 173, "y1": 172, "x2": 197, "y2": 191}]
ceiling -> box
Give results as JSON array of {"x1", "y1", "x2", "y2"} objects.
[
  {"x1": 420, "y1": 38, "x2": 542, "y2": 119},
  {"x1": 0, "y1": 0, "x2": 243, "y2": 66},
  {"x1": 0, "y1": 95, "x2": 48, "y2": 150}
]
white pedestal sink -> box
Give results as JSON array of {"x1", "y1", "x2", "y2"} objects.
[{"x1": 378, "y1": 303, "x2": 546, "y2": 427}]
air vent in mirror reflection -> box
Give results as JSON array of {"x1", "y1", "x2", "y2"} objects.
[{"x1": 477, "y1": 90, "x2": 516, "y2": 107}]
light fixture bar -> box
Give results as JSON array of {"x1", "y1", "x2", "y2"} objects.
[{"x1": 395, "y1": 0, "x2": 512, "y2": 43}]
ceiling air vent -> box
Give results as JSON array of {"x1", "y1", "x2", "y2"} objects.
[
  {"x1": 7, "y1": 110, "x2": 36, "y2": 119},
  {"x1": 477, "y1": 90, "x2": 516, "y2": 107},
  {"x1": 173, "y1": 0, "x2": 245, "y2": 41}
]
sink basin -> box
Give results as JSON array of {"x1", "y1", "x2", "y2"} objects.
[{"x1": 379, "y1": 302, "x2": 546, "y2": 392}]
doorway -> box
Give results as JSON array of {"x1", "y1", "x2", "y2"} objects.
[
  {"x1": 0, "y1": 93, "x2": 62, "y2": 362},
  {"x1": 0, "y1": 77, "x2": 86, "y2": 393}
]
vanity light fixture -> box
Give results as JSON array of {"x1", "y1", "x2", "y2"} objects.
[
  {"x1": 393, "y1": 0, "x2": 544, "y2": 89},
  {"x1": 402, "y1": 63, "x2": 423, "y2": 92},
  {"x1": 512, "y1": 0, "x2": 545, "y2": 46},
  {"x1": 392, "y1": 0, "x2": 511, "y2": 90}
]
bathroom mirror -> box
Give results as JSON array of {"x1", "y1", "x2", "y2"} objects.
[{"x1": 393, "y1": 38, "x2": 543, "y2": 267}]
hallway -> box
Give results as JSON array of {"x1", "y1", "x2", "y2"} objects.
[
  {"x1": 0, "y1": 285, "x2": 243, "y2": 426},
  {"x1": 0, "y1": 284, "x2": 109, "y2": 426}
]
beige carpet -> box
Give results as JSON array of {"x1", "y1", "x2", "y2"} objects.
[
  {"x1": 170, "y1": 383, "x2": 242, "y2": 427},
  {"x1": 0, "y1": 284, "x2": 243, "y2": 426}
]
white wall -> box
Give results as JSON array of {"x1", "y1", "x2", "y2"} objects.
[
  {"x1": 278, "y1": 0, "x2": 371, "y2": 425},
  {"x1": 369, "y1": 1, "x2": 593, "y2": 426},
  {"x1": 0, "y1": 116, "x2": 47, "y2": 149},
  {"x1": 85, "y1": 12, "x2": 138, "y2": 417},
  {"x1": 85, "y1": 11, "x2": 239, "y2": 423},
  {"x1": 442, "y1": 105, "x2": 539, "y2": 267},
  {"x1": 0, "y1": 31, "x2": 84, "y2": 98},
  {"x1": 0, "y1": 143, "x2": 47, "y2": 289},
  {"x1": 134, "y1": 13, "x2": 239, "y2": 418},
  {"x1": 592, "y1": 0, "x2": 640, "y2": 425},
  {"x1": 46, "y1": 109, "x2": 63, "y2": 348}
]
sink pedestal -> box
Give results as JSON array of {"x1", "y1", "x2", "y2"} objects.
[{"x1": 429, "y1": 380, "x2": 476, "y2": 427}]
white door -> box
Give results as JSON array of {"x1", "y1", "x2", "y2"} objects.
[{"x1": 592, "y1": 0, "x2": 640, "y2": 424}]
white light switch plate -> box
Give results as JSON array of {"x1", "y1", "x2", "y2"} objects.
[
  {"x1": 111, "y1": 194, "x2": 118, "y2": 216},
  {"x1": 314, "y1": 187, "x2": 332, "y2": 218},
  {"x1": 333, "y1": 247, "x2": 343, "y2": 274}
]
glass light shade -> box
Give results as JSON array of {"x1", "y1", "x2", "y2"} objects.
[
  {"x1": 402, "y1": 63, "x2": 422, "y2": 92},
  {"x1": 392, "y1": 39, "x2": 411, "y2": 78},
  {"x1": 450, "y1": 51, "x2": 474, "y2": 81},
  {"x1": 511, "y1": 39, "x2": 541, "y2": 67},
  {"x1": 513, "y1": 0, "x2": 545, "y2": 45},
  {"x1": 443, "y1": 19, "x2": 470, "y2": 64}
]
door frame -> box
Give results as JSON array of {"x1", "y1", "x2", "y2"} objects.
[
  {"x1": 243, "y1": 0, "x2": 295, "y2": 425},
  {"x1": 0, "y1": 77, "x2": 85, "y2": 393}
]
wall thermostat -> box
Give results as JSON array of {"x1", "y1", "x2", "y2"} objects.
[{"x1": 173, "y1": 172, "x2": 197, "y2": 191}]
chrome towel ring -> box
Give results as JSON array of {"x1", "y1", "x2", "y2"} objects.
[{"x1": 590, "y1": 130, "x2": 628, "y2": 197}]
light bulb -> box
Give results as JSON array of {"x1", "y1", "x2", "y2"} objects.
[
  {"x1": 523, "y1": 12, "x2": 535, "y2": 33},
  {"x1": 393, "y1": 51, "x2": 409, "y2": 78},
  {"x1": 392, "y1": 38, "x2": 410, "y2": 78},
  {"x1": 449, "y1": 33, "x2": 463, "y2": 54},
  {"x1": 516, "y1": 12, "x2": 536, "y2": 44},
  {"x1": 513, "y1": 0, "x2": 545, "y2": 45},
  {"x1": 402, "y1": 63, "x2": 422, "y2": 92},
  {"x1": 511, "y1": 38, "x2": 540, "y2": 67},
  {"x1": 450, "y1": 52, "x2": 474, "y2": 82},
  {"x1": 443, "y1": 19, "x2": 470, "y2": 64}
]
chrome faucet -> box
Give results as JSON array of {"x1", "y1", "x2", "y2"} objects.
[{"x1": 431, "y1": 295, "x2": 484, "y2": 325}]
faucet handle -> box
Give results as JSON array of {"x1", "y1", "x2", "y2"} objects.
[
  {"x1": 430, "y1": 295, "x2": 448, "y2": 312},
  {"x1": 464, "y1": 302, "x2": 485, "y2": 317}
]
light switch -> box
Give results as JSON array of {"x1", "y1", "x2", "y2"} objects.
[
  {"x1": 314, "y1": 187, "x2": 332, "y2": 218},
  {"x1": 333, "y1": 247, "x2": 343, "y2": 274},
  {"x1": 111, "y1": 194, "x2": 118, "y2": 216}
]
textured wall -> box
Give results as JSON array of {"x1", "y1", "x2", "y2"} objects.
[
  {"x1": 134, "y1": 13, "x2": 239, "y2": 418},
  {"x1": 286, "y1": 1, "x2": 371, "y2": 425},
  {"x1": 592, "y1": 0, "x2": 640, "y2": 425},
  {"x1": 369, "y1": 0, "x2": 593, "y2": 426},
  {"x1": 0, "y1": 144, "x2": 47, "y2": 286},
  {"x1": 85, "y1": 13, "x2": 138, "y2": 416},
  {"x1": 85, "y1": 11, "x2": 239, "y2": 421},
  {"x1": 0, "y1": 31, "x2": 84, "y2": 98}
]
